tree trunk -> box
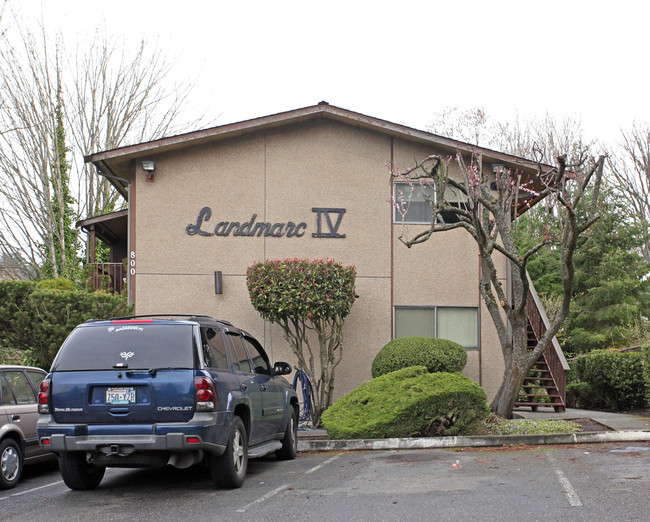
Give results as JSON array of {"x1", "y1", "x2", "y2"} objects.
[{"x1": 491, "y1": 360, "x2": 527, "y2": 418}]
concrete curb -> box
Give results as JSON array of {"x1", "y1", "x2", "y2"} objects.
[{"x1": 298, "y1": 430, "x2": 650, "y2": 452}]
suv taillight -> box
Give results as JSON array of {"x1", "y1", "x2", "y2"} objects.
[
  {"x1": 194, "y1": 376, "x2": 217, "y2": 412},
  {"x1": 38, "y1": 379, "x2": 51, "y2": 414}
]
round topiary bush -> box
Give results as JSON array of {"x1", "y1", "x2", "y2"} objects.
[
  {"x1": 371, "y1": 337, "x2": 467, "y2": 378},
  {"x1": 321, "y1": 366, "x2": 489, "y2": 439}
]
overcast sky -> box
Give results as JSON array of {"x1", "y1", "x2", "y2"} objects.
[{"x1": 7, "y1": 0, "x2": 649, "y2": 148}]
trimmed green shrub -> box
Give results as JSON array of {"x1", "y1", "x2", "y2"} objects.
[
  {"x1": 321, "y1": 366, "x2": 489, "y2": 439},
  {"x1": 573, "y1": 350, "x2": 647, "y2": 411},
  {"x1": 0, "y1": 280, "x2": 132, "y2": 369},
  {"x1": 371, "y1": 337, "x2": 467, "y2": 378},
  {"x1": 566, "y1": 382, "x2": 598, "y2": 409}
]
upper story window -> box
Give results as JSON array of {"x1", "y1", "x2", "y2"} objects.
[{"x1": 393, "y1": 181, "x2": 468, "y2": 224}]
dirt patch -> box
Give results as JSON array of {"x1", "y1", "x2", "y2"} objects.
[{"x1": 571, "y1": 418, "x2": 611, "y2": 431}]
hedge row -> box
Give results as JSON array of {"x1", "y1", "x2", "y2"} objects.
[
  {"x1": 0, "y1": 280, "x2": 132, "y2": 369},
  {"x1": 567, "y1": 349, "x2": 649, "y2": 410}
]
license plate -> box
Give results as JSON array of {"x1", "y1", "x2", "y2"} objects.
[{"x1": 106, "y1": 387, "x2": 136, "y2": 405}]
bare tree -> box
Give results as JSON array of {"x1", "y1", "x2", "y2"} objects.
[
  {"x1": 608, "y1": 123, "x2": 650, "y2": 262},
  {"x1": 428, "y1": 107, "x2": 593, "y2": 164},
  {"x1": 68, "y1": 34, "x2": 203, "y2": 217},
  {"x1": 0, "y1": 15, "x2": 206, "y2": 278},
  {"x1": 392, "y1": 152, "x2": 604, "y2": 417}
]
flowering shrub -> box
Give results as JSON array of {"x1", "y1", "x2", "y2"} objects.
[
  {"x1": 246, "y1": 258, "x2": 357, "y2": 323},
  {"x1": 246, "y1": 258, "x2": 357, "y2": 426}
]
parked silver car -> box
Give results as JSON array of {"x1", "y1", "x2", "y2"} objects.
[{"x1": 1, "y1": 365, "x2": 51, "y2": 489}]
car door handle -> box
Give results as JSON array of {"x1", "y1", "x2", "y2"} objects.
[
  {"x1": 261, "y1": 385, "x2": 267, "y2": 392},
  {"x1": 12, "y1": 415, "x2": 20, "y2": 421}
]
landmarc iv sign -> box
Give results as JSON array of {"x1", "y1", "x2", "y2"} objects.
[{"x1": 186, "y1": 206, "x2": 346, "y2": 239}]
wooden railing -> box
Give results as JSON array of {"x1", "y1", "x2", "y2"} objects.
[
  {"x1": 525, "y1": 273, "x2": 569, "y2": 405},
  {"x1": 87, "y1": 263, "x2": 125, "y2": 294}
]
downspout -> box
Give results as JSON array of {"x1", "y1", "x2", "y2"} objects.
[{"x1": 390, "y1": 137, "x2": 395, "y2": 339}]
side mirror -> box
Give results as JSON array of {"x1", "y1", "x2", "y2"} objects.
[{"x1": 273, "y1": 362, "x2": 292, "y2": 376}]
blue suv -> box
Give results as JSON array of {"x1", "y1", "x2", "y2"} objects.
[{"x1": 37, "y1": 315, "x2": 298, "y2": 490}]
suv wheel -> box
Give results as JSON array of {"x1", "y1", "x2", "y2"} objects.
[
  {"x1": 276, "y1": 407, "x2": 297, "y2": 460},
  {"x1": 209, "y1": 416, "x2": 248, "y2": 488},
  {"x1": 0, "y1": 439, "x2": 22, "y2": 489},
  {"x1": 59, "y1": 452, "x2": 106, "y2": 490}
]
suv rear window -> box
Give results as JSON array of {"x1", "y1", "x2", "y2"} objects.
[{"x1": 52, "y1": 324, "x2": 195, "y2": 371}]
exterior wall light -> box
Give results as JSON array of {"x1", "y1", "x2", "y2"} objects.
[
  {"x1": 214, "y1": 271, "x2": 223, "y2": 294},
  {"x1": 141, "y1": 161, "x2": 156, "y2": 182}
]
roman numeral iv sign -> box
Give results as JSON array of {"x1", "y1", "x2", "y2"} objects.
[{"x1": 312, "y1": 208, "x2": 346, "y2": 238}]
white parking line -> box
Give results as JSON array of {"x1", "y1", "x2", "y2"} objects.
[
  {"x1": 303, "y1": 453, "x2": 341, "y2": 475},
  {"x1": 554, "y1": 469, "x2": 582, "y2": 507},
  {"x1": 236, "y1": 484, "x2": 289, "y2": 513},
  {"x1": 0, "y1": 480, "x2": 64, "y2": 501},
  {"x1": 236, "y1": 453, "x2": 342, "y2": 513},
  {"x1": 546, "y1": 452, "x2": 582, "y2": 507}
]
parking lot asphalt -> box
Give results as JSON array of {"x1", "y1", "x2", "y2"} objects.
[{"x1": 297, "y1": 407, "x2": 650, "y2": 452}]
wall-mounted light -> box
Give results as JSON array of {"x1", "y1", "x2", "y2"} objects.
[
  {"x1": 141, "y1": 160, "x2": 156, "y2": 182},
  {"x1": 214, "y1": 271, "x2": 223, "y2": 295}
]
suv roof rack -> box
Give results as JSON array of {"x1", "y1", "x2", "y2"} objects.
[{"x1": 86, "y1": 314, "x2": 233, "y2": 326}]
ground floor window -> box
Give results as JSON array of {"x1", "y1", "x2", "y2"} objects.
[{"x1": 394, "y1": 306, "x2": 478, "y2": 349}]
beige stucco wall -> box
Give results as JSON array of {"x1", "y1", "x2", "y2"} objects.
[{"x1": 131, "y1": 119, "x2": 506, "y2": 399}]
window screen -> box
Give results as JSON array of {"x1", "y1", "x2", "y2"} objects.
[
  {"x1": 437, "y1": 307, "x2": 478, "y2": 349},
  {"x1": 394, "y1": 308, "x2": 435, "y2": 338},
  {"x1": 393, "y1": 181, "x2": 435, "y2": 224}
]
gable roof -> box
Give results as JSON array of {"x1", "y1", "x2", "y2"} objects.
[{"x1": 85, "y1": 101, "x2": 550, "y2": 213}]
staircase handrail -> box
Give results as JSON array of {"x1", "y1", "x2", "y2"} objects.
[{"x1": 526, "y1": 272, "x2": 570, "y2": 371}]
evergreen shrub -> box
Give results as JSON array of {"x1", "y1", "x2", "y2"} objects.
[
  {"x1": 371, "y1": 337, "x2": 467, "y2": 378},
  {"x1": 0, "y1": 280, "x2": 132, "y2": 368},
  {"x1": 574, "y1": 350, "x2": 646, "y2": 410},
  {"x1": 566, "y1": 382, "x2": 598, "y2": 409},
  {"x1": 321, "y1": 366, "x2": 489, "y2": 439}
]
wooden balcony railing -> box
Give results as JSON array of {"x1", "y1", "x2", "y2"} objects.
[{"x1": 87, "y1": 263, "x2": 125, "y2": 294}]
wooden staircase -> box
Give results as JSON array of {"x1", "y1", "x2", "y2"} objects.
[{"x1": 514, "y1": 275, "x2": 568, "y2": 413}]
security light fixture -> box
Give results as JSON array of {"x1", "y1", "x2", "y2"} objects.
[
  {"x1": 214, "y1": 271, "x2": 223, "y2": 295},
  {"x1": 141, "y1": 160, "x2": 156, "y2": 182}
]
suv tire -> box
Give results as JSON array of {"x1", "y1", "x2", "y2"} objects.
[
  {"x1": 276, "y1": 407, "x2": 297, "y2": 460},
  {"x1": 209, "y1": 416, "x2": 248, "y2": 488},
  {"x1": 0, "y1": 439, "x2": 22, "y2": 490},
  {"x1": 59, "y1": 452, "x2": 106, "y2": 490}
]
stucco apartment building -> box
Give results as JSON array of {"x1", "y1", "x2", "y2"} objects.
[{"x1": 81, "y1": 102, "x2": 566, "y2": 404}]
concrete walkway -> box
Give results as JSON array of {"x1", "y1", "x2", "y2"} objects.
[
  {"x1": 513, "y1": 407, "x2": 650, "y2": 432},
  {"x1": 297, "y1": 408, "x2": 650, "y2": 452}
]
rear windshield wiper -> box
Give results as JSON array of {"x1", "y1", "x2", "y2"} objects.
[{"x1": 124, "y1": 367, "x2": 177, "y2": 377}]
